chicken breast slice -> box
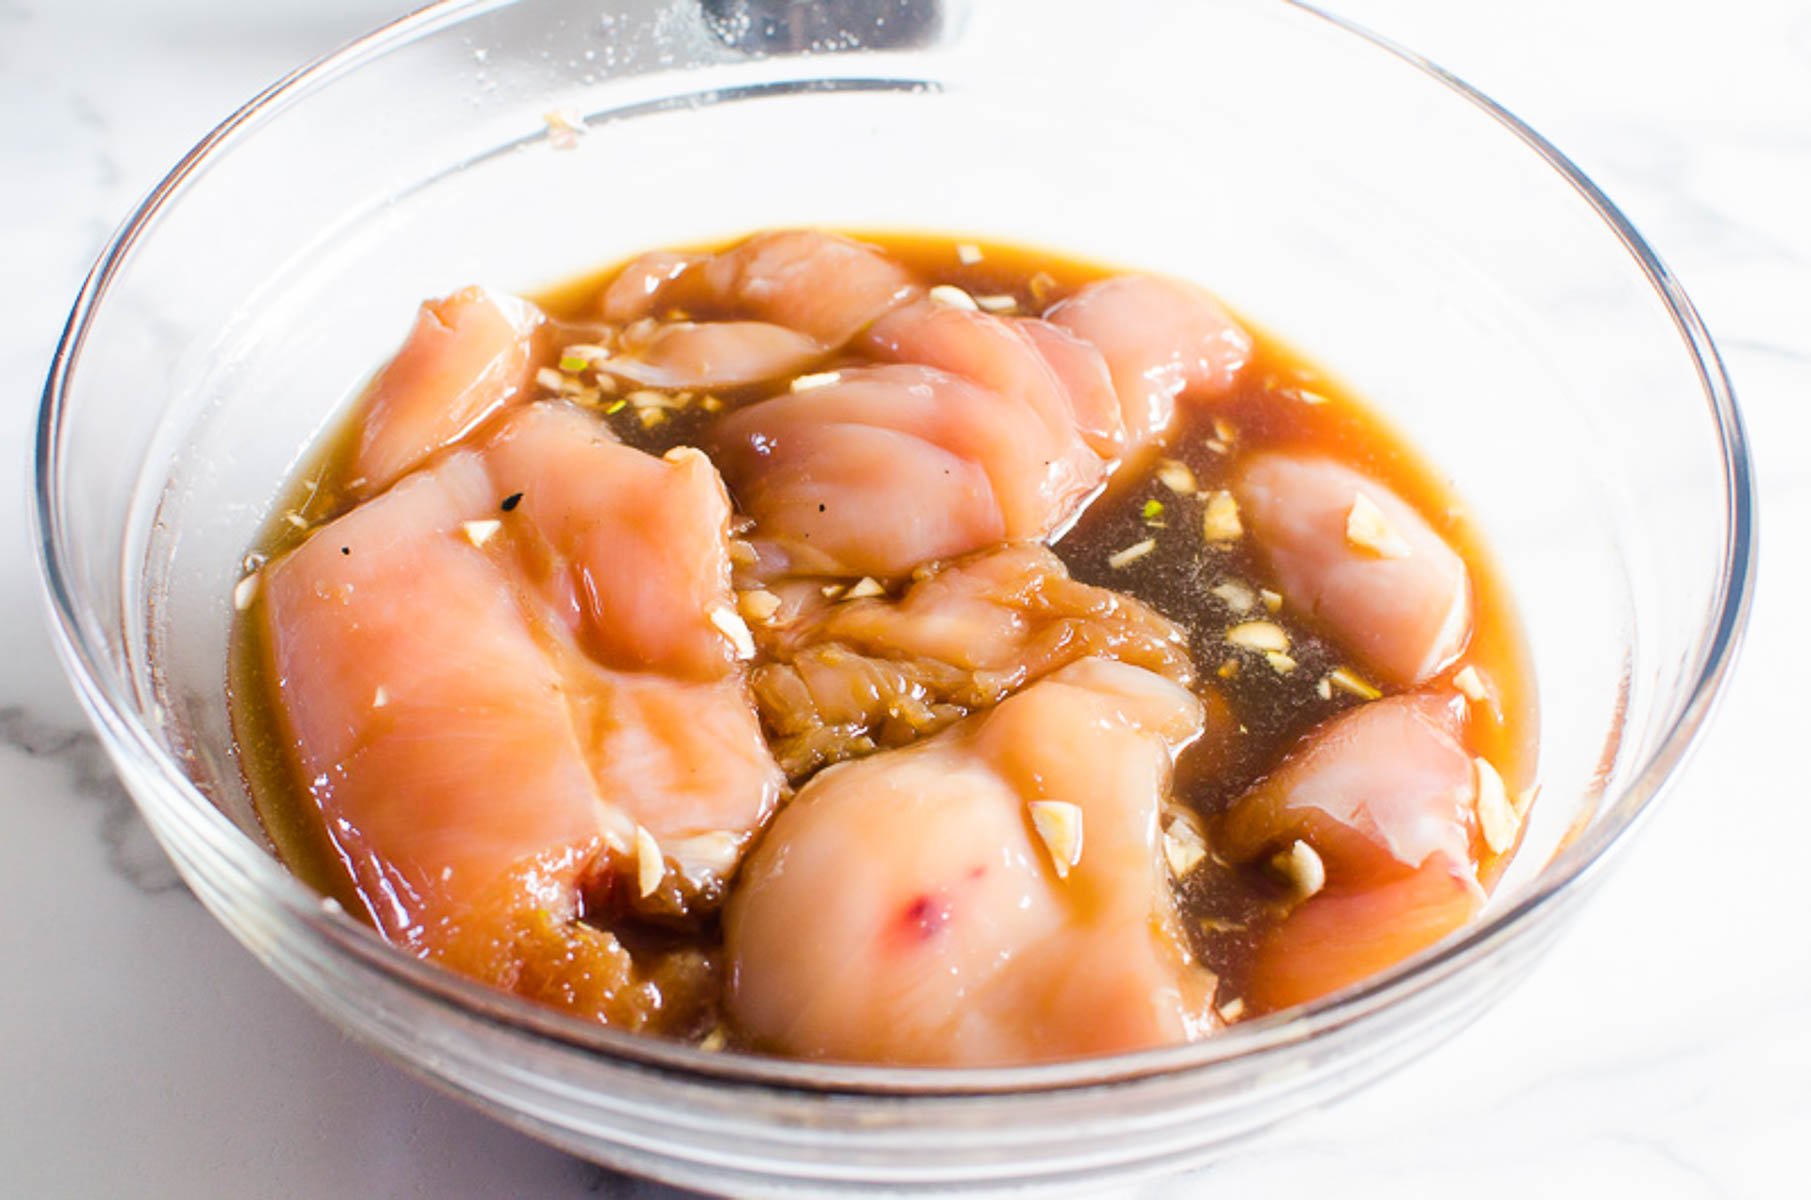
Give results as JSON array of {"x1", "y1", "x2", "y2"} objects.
[
  {"x1": 259, "y1": 405, "x2": 783, "y2": 1020},
  {"x1": 1234, "y1": 452, "x2": 1472, "y2": 687},
  {"x1": 1047, "y1": 274, "x2": 1251, "y2": 448},
  {"x1": 725, "y1": 658, "x2": 1215, "y2": 1066},
  {"x1": 713, "y1": 362, "x2": 1106, "y2": 579},
  {"x1": 593, "y1": 230, "x2": 919, "y2": 389},
  {"x1": 348, "y1": 287, "x2": 545, "y2": 498},
  {"x1": 1216, "y1": 694, "x2": 1485, "y2": 1011}
]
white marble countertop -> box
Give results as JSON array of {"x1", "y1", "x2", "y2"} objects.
[{"x1": 3, "y1": 1, "x2": 1806, "y2": 1195}]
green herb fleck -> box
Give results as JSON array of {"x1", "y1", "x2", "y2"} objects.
[
  {"x1": 1141, "y1": 498, "x2": 1166, "y2": 525},
  {"x1": 558, "y1": 354, "x2": 589, "y2": 373}
]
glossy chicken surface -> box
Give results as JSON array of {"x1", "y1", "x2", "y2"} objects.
[
  {"x1": 726, "y1": 659, "x2": 1215, "y2": 1065},
  {"x1": 233, "y1": 229, "x2": 1534, "y2": 1060}
]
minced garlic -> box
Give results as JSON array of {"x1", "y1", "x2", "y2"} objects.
[
  {"x1": 843, "y1": 576, "x2": 886, "y2": 600},
  {"x1": 1453, "y1": 664, "x2": 1489, "y2": 704},
  {"x1": 737, "y1": 589, "x2": 782, "y2": 624},
  {"x1": 974, "y1": 294, "x2": 1018, "y2": 314},
  {"x1": 1217, "y1": 997, "x2": 1247, "y2": 1023},
  {"x1": 790, "y1": 371, "x2": 841, "y2": 392},
  {"x1": 928, "y1": 284, "x2": 980, "y2": 311},
  {"x1": 709, "y1": 606, "x2": 757, "y2": 659},
  {"x1": 1259, "y1": 588, "x2": 1283, "y2": 613},
  {"x1": 1211, "y1": 579, "x2": 1257, "y2": 614},
  {"x1": 1163, "y1": 816, "x2": 1208, "y2": 879},
  {"x1": 1327, "y1": 666, "x2": 1382, "y2": 700},
  {"x1": 1226, "y1": 621, "x2": 1289, "y2": 653},
  {"x1": 956, "y1": 243, "x2": 983, "y2": 265},
  {"x1": 1264, "y1": 650, "x2": 1298, "y2": 675},
  {"x1": 1346, "y1": 492, "x2": 1412, "y2": 559},
  {"x1": 232, "y1": 572, "x2": 260, "y2": 612},
  {"x1": 1155, "y1": 458, "x2": 1199, "y2": 496},
  {"x1": 1202, "y1": 490, "x2": 1242, "y2": 542},
  {"x1": 1108, "y1": 538, "x2": 1157, "y2": 569},
  {"x1": 1028, "y1": 800, "x2": 1084, "y2": 879},
  {"x1": 461, "y1": 519, "x2": 501, "y2": 548},
  {"x1": 1474, "y1": 757, "x2": 1516, "y2": 853},
  {"x1": 634, "y1": 826, "x2": 665, "y2": 897},
  {"x1": 1273, "y1": 838, "x2": 1326, "y2": 899}
]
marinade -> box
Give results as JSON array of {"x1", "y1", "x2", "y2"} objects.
[{"x1": 229, "y1": 230, "x2": 1537, "y2": 1061}]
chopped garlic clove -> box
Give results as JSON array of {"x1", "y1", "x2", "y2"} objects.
[
  {"x1": 974, "y1": 294, "x2": 1019, "y2": 314},
  {"x1": 1108, "y1": 538, "x2": 1157, "y2": 569},
  {"x1": 1327, "y1": 666, "x2": 1382, "y2": 700},
  {"x1": 955, "y1": 243, "x2": 984, "y2": 265},
  {"x1": 737, "y1": 589, "x2": 782, "y2": 624},
  {"x1": 1259, "y1": 588, "x2": 1283, "y2": 613},
  {"x1": 1346, "y1": 492, "x2": 1412, "y2": 558},
  {"x1": 1264, "y1": 650, "x2": 1298, "y2": 675},
  {"x1": 1217, "y1": 996, "x2": 1247, "y2": 1023},
  {"x1": 635, "y1": 826, "x2": 666, "y2": 897},
  {"x1": 1156, "y1": 459, "x2": 1199, "y2": 496},
  {"x1": 1226, "y1": 621, "x2": 1289, "y2": 653},
  {"x1": 790, "y1": 371, "x2": 841, "y2": 392},
  {"x1": 843, "y1": 576, "x2": 886, "y2": 600},
  {"x1": 232, "y1": 572, "x2": 260, "y2": 612},
  {"x1": 1210, "y1": 579, "x2": 1257, "y2": 614},
  {"x1": 1272, "y1": 838, "x2": 1326, "y2": 899},
  {"x1": 461, "y1": 519, "x2": 501, "y2": 548},
  {"x1": 1028, "y1": 800, "x2": 1084, "y2": 879},
  {"x1": 1202, "y1": 490, "x2": 1243, "y2": 542},
  {"x1": 1163, "y1": 817, "x2": 1208, "y2": 879},
  {"x1": 709, "y1": 606, "x2": 757, "y2": 659},
  {"x1": 1453, "y1": 664, "x2": 1489, "y2": 704},
  {"x1": 928, "y1": 284, "x2": 979, "y2": 311},
  {"x1": 1474, "y1": 757, "x2": 1517, "y2": 853}
]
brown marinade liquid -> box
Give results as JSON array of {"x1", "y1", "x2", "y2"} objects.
[{"x1": 229, "y1": 231, "x2": 1538, "y2": 1028}]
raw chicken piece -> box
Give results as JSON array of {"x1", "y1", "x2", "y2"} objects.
[
  {"x1": 1047, "y1": 274, "x2": 1251, "y2": 447},
  {"x1": 593, "y1": 230, "x2": 918, "y2": 389},
  {"x1": 349, "y1": 287, "x2": 545, "y2": 498},
  {"x1": 1234, "y1": 452, "x2": 1472, "y2": 687},
  {"x1": 712, "y1": 362, "x2": 1105, "y2": 578},
  {"x1": 749, "y1": 543, "x2": 1194, "y2": 777},
  {"x1": 259, "y1": 404, "x2": 783, "y2": 1023},
  {"x1": 725, "y1": 658, "x2": 1216, "y2": 1066},
  {"x1": 601, "y1": 320, "x2": 825, "y2": 390},
  {"x1": 481, "y1": 403, "x2": 740, "y2": 680},
  {"x1": 1216, "y1": 694, "x2": 1485, "y2": 1010},
  {"x1": 698, "y1": 229, "x2": 921, "y2": 346},
  {"x1": 865, "y1": 298, "x2": 1126, "y2": 459},
  {"x1": 600, "y1": 251, "x2": 701, "y2": 323}
]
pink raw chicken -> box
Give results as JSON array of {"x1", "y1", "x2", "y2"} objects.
[
  {"x1": 260, "y1": 402, "x2": 783, "y2": 969},
  {"x1": 1047, "y1": 274, "x2": 1252, "y2": 447},
  {"x1": 712, "y1": 348, "x2": 1112, "y2": 579},
  {"x1": 348, "y1": 287, "x2": 545, "y2": 498},
  {"x1": 725, "y1": 658, "x2": 1216, "y2": 1066},
  {"x1": 1217, "y1": 694, "x2": 1485, "y2": 1010},
  {"x1": 1234, "y1": 452, "x2": 1472, "y2": 687},
  {"x1": 595, "y1": 230, "x2": 919, "y2": 389}
]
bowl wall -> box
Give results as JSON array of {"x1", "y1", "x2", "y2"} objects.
[{"x1": 37, "y1": 0, "x2": 1752, "y2": 1192}]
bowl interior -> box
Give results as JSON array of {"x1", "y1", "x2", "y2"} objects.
[{"x1": 43, "y1": 0, "x2": 1748, "y2": 1091}]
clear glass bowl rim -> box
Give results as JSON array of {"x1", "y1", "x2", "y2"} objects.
[{"x1": 32, "y1": 0, "x2": 1758, "y2": 1098}]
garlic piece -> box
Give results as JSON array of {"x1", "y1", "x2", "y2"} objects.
[
  {"x1": 1474, "y1": 757, "x2": 1517, "y2": 854},
  {"x1": 1202, "y1": 490, "x2": 1243, "y2": 542},
  {"x1": 1273, "y1": 838, "x2": 1326, "y2": 899},
  {"x1": 1226, "y1": 621, "x2": 1289, "y2": 653},
  {"x1": 1028, "y1": 800, "x2": 1084, "y2": 879},
  {"x1": 1346, "y1": 492, "x2": 1412, "y2": 559},
  {"x1": 635, "y1": 826, "x2": 666, "y2": 897}
]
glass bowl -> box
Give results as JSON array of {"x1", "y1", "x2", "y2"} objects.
[{"x1": 33, "y1": 0, "x2": 1755, "y2": 1193}]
